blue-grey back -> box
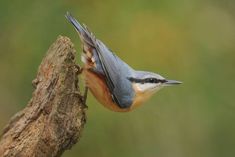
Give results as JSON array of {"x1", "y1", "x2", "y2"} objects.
[
  {"x1": 92, "y1": 40, "x2": 135, "y2": 108},
  {"x1": 65, "y1": 12, "x2": 135, "y2": 108}
]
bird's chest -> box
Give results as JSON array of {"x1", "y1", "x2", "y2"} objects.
[{"x1": 82, "y1": 69, "x2": 131, "y2": 112}]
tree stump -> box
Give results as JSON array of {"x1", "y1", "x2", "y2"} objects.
[{"x1": 0, "y1": 36, "x2": 87, "y2": 157}]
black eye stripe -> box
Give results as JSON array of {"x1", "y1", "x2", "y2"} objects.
[
  {"x1": 128, "y1": 78, "x2": 145, "y2": 84},
  {"x1": 145, "y1": 78, "x2": 157, "y2": 83},
  {"x1": 128, "y1": 77, "x2": 166, "y2": 84}
]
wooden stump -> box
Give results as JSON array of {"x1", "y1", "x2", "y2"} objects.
[{"x1": 0, "y1": 36, "x2": 87, "y2": 157}]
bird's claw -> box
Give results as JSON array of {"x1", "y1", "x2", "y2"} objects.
[{"x1": 74, "y1": 64, "x2": 83, "y2": 75}]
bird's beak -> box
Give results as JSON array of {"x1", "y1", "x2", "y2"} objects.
[{"x1": 163, "y1": 80, "x2": 182, "y2": 86}]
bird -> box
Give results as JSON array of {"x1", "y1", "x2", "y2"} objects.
[{"x1": 65, "y1": 12, "x2": 182, "y2": 112}]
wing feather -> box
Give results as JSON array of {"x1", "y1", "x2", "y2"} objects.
[{"x1": 66, "y1": 12, "x2": 134, "y2": 108}]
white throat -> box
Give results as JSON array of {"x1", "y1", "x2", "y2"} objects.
[{"x1": 135, "y1": 83, "x2": 162, "y2": 93}]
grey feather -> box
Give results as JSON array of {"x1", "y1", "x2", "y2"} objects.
[{"x1": 66, "y1": 12, "x2": 135, "y2": 108}]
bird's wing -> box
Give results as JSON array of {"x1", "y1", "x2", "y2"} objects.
[{"x1": 65, "y1": 12, "x2": 134, "y2": 108}]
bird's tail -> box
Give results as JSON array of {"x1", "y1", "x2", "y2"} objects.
[
  {"x1": 65, "y1": 12, "x2": 99, "y2": 68},
  {"x1": 65, "y1": 11, "x2": 95, "y2": 47}
]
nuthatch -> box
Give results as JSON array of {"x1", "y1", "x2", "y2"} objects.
[{"x1": 65, "y1": 12, "x2": 182, "y2": 112}]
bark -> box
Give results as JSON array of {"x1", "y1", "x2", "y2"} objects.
[{"x1": 0, "y1": 36, "x2": 87, "y2": 157}]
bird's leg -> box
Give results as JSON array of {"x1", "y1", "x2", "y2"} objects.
[{"x1": 82, "y1": 86, "x2": 89, "y2": 105}]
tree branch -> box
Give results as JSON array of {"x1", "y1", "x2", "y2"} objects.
[{"x1": 0, "y1": 36, "x2": 87, "y2": 157}]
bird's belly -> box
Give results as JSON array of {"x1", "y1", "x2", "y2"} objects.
[{"x1": 83, "y1": 70, "x2": 132, "y2": 112}]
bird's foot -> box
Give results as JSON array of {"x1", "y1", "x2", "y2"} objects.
[{"x1": 75, "y1": 64, "x2": 83, "y2": 75}]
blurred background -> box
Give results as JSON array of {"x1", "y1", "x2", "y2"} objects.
[{"x1": 0, "y1": 0, "x2": 235, "y2": 157}]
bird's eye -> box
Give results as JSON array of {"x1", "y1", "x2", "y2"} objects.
[
  {"x1": 149, "y1": 78, "x2": 155, "y2": 83},
  {"x1": 146, "y1": 78, "x2": 157, "y2": 83}
]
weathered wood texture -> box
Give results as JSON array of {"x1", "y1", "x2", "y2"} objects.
[{"x1": 0, "y1": 36, "x2": 87, "y2": 157}]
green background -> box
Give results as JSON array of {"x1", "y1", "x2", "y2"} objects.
[{"x1": 0, "y1": 0, "x2": 235, "y2": 157}]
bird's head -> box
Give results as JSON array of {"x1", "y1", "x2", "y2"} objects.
[{"x1": 128, "y1": 71, "x2": 182, "y2": 96}]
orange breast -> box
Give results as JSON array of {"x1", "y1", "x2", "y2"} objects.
[
  {"x1": 83, "y1": 69, "x2": 133, "y2": 112},
  {"x1": 83, "y1": 69, "x2": 151, "y2": 112},
  {"x1": 131, "y1": 84, "x2": 154, "y2": 109}
]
